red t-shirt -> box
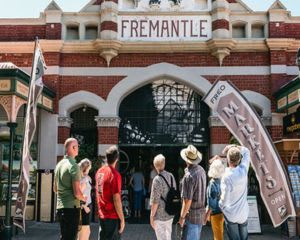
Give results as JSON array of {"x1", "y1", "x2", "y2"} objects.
[{"x1": 95, "y1": 165, "x2": 122, "y2": 219}]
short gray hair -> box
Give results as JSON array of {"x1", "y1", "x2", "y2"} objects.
[
  {"x1": 227, "y1": 147, "x2": 242, "y2": 166},
  {"x1": 153, "y1": 154, "x2": 165, "y2": 171},
  {"x1": 208, "y1": 159, "x2": 225, "y2": 179}
]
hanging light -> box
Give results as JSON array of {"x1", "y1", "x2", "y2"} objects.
[
  {"x1": 0, "y1": 125, "x2": 10, "y2": 140},
  {"x1": 82, "y1": 104, "x2": 87, "y2": 112}
]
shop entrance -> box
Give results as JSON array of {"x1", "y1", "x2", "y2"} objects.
[{"x1": 118, "y1": 79, "x2": 210, "y2": 220}]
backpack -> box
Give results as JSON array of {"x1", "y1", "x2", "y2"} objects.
[{"x1": 159, "y1": 174, "x2": 181, "y2": 215}]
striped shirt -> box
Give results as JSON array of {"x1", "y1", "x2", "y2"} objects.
[{"x1": 180, "y1": 164, "x2": 207, "y2": 225}]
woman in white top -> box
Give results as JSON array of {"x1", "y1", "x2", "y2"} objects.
[{"x1": 78, "y1": 158, "x2": 92, "y2": 240}]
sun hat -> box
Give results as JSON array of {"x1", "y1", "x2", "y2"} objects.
[{"x1": 180, "y1": 145, "x2": 202, "y2": 165}]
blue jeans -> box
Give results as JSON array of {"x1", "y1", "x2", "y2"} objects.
[
  {"x1": 224, "y1": 217, "x2": 248, "y2": 240},
  {"x1": 133, "y1": 190, "x2": 143, "y2": 210},
  {"x1": 182, "y1": 220, "x2": 203, "y2": 240}
]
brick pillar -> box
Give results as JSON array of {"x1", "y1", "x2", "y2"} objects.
[
  {"x1": 44, "y1": 4, "x2": 62, "y2": 40},
  {"x1": 267, "y1": 113, "x2": 284, "y2": 141},
  {"x1": 208, "y1": 115, "x2": 231, "y2": 157},
  {"x1": 100, "y1": 0, "x2": 118, "y2": 40},
  {"x1": 211, "y1": 0, "x2": 230, "y2": 39},
  {"x1": 57, "y1": 116, "x2": 73, "y2": 158},
  {"x1": 95, "y1": 116, "x2": 121, "y2": 156},
  {"x1": 270, "y1": 49, "x2": 288, "y2": 94}
]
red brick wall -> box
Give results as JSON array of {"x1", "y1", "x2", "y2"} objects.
[
  {"x1": 286, "y1": 52, "x2": 298, "y2": 66},
  {"x1": 60, "y1": 53, "x2": 106, "y2": 67},
  {"x1": 46, "y1": 23, "x2": 61, "y2": 39},
  {"x1": 98, "y1": 127, "x2": 119, "y2": 144},
  {"x1": 210, "y1": 127, "x2": 231, "y2": 144},
  {"x1": 212, "y1": 20, "x2": 229, "y2": 31},
  {"x1": 270, "y1": 50, "x2": 286, "y2": 65},
  {"x1": 100, "y1": 21, "x2": 117, "y2": 32},
  {"x1": 204, "y1": 75, "x2": 271, "y2": 98},
  {"x1": 267, "y1": 126, "x2": 283, "y2": 141},
  {"x1": 58, "y1": 127, "x2": 71, "y2": 144},
  {"x1": 269, "y1": 22, "x2": 300, "y2": 39},
  {"x1": 226, "y1": 0, "x2": 237, "y2": 3},
  {"x1": 0, "y1": 25, "x2": 46, "y2": 41},
  {"x1": 58, "y1": 76, "x2": 124, "y2": 100}
]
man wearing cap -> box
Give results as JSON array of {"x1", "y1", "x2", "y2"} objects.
[
  {"x1": 219, "y1": 145, "x2": 250, "y2": 240},
  {"x1": 178, "y1": 145, "x2": 206, "y2": 240}
]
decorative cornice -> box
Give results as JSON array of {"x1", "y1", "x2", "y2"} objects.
[
  {"x1": 266, "y1": 38, "x2": 297, "y2": 50},
  {"x1": 207, "y1": 38, "x2": 237, "y2": 66},
  {"x1": 58, "y1": 116, "x2": 73, "y2": 127},
  {"x1": 0, "y1": 39, "x2": 299, "y2": 55},
  {"x1": 95, "y1": 116, "x2": 121, "y2": 127},
  {"x1": 271, "y1": 112, "x2": 284, "y2": 126},
  {"x1": 93, "y1": 40, "x2": 122, "y2": 66}
]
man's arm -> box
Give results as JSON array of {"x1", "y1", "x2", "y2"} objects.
[
  {"x1": 178, "y1": 199, "x2": 192, "y2": 227},
  {"x1": 72, "y1": 180, "x2": 86, "y2": 202},
  {"x1": 150, "y1": 202, "x2": 159, "y2": 230},
  {"x1": 53, "y1": 179, "x2": 57, "y2": 193},
  {"x1": 113, "y1": 193, "x2": 125, "y2": 233},
  {"x1": 239, "y1": 147, "x2": 250, "y2": 170},
  {"x1": 219, "y1": 176, "x2": 231, "y2": 210}
]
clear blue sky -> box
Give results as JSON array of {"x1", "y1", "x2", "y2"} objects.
[{"x1": 0, "y1": 0, "x2": 299, "y2": 18}]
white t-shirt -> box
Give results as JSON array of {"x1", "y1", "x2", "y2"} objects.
[{"x1": 81, "y1": 175, "x2": 92, "y2": 205}]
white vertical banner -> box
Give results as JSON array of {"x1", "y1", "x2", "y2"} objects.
[{"x1": 13, "y1": 39, "x2": 46, "y2": 232}]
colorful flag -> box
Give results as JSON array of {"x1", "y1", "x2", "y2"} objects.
[
  {"x1": 203, "y1": 80, "x2": 296, "y2": 227},
  {"x1": 13, "y1": 39, "x2": 46, "y2": 232}
]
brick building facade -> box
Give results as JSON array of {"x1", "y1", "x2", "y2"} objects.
[{"x1": 0, "y1": 0, "x2": 299, "y2": 222}]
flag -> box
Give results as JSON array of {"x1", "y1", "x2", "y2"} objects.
[
  {"x1": 203, "y1": 80, "x2": 296, "y2": 227},
  {"x1": 13, "y1": 39, "x2": 46, "y2": 232}
]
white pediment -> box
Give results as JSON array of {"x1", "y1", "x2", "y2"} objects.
[
  {"x1": 119, "y1": 0, "x2": 211, "y2": 11},
  {"x1": 80, "y1": 0, "x2": 101, "y2": 13},
  {"x1": 228, "y1": 0, "x2": 252, "y2": 13},
  {"x1": 268, "y1": 0, "x2": 287, "y2": 11},
  {"x1": 44, "y1": 0, "x2": 62, "y2": 11}
]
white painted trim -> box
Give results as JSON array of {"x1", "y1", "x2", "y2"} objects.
[
  {"x1": 242, "y1": 90, "x2": 271, "y2": 116},
  {"x1": 210, "y1": 144, "x2": 227, "y2": 156},
  {"x1": 57, "y1": 144, "x2": 65, "y2": 156},
  {"x1": 271, "y1": 64, "x2": 286, "y2": 74},
  {"x1": 59, "y1": 90, "x2": 105, "y2": 116},
  {"x1": 98, "y1": 144, "x2": 112, "y2": 156},
  {"x1": 287, "y1": 66, "x2": 299, "y2": 76},
  {"x1": 33, "y1": 66, "x2": 271, "y2": 76}
]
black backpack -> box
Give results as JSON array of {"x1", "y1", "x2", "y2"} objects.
[{"x1": 159, "y1": 174, "x2": 181, "y2": 215}]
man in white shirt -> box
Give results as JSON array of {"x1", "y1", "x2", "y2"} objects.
[{"x1": 219, "y1": 145, "x2": 250, "y2": 240}]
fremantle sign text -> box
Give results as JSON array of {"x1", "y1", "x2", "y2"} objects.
[{"x1": 118, "y1": 15, "x2": 212, "y2": 41}]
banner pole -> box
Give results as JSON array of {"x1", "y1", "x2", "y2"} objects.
[{"x1": 3, "y1": 122, "x2": 18, "y2": 240}]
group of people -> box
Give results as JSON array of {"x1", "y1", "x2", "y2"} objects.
[{"x1": 54, "y1": 137, "x2": 250, "y2": 240}]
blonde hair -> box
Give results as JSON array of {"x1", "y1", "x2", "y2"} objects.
[
  {"x1": 78, "y1": 158, "x2": 91, "y2": 174},
  {"x1": 153, "y1": 154, "x2": 165, "y2": 171},
  {"x1": 208, "y1": 159, "x2": 225, "y2": 179}
]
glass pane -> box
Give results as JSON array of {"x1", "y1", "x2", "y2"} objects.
[{"x1": 119, "y1": 79, "x2": 209, "y2": 145}]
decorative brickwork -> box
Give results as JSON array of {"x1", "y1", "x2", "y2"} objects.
[
  {"x1": 98, "y1": 127, "x2": 119, "y2": 144},
  {"x1": 59, "y1": 76, "x2": 124, "y2": 100},
  {"x1": 210, "y1": 127, "x2": 231, "y2": 144},
  {"x1": 0, "y1": 25, "x2": 46, "y2": 41},
  {"x1": 100, "y1": 21, "x2": 118, "y2": 32},
  {"x1": 267, "y1": 126, "x2": 283, "y2": 141},
  {"x1": 212, "y1": 19, "x2": 230, "y2": 31},
  {"x1": 58, "y1": 127, "x2": 71, "y2": 144},
  {"x1": 269, "y1": 22, "x2": 300, "y2": 39},
  {"x1": 45, "y1": 23, "x2": 62, "y2": 39}
]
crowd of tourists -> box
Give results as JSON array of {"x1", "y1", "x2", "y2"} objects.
[{"x1": 54, "y1": 137, "x2": 250, "y2": 240}]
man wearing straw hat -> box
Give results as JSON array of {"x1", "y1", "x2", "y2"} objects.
[{"x1": 178, "y1": 145, "x2": 206, "y2": 240}]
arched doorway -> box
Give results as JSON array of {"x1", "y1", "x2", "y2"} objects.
[{"x1": 118, "y1": 79, "x2": 210, "y2": 193}]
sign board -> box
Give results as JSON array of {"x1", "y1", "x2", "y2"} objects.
[
  {"x1": 247, "y1": 196, "x2": 262, "y2": 234},
  {"x1": 283, "y1": 111, "x2": 300, "y2": 134},
  {"x1": 118, "y1": 15, "x2": 211, "y2": 41}
]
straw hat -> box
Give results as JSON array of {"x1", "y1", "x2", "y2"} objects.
[{"x1": 180, "y1": 145, "x2": 202, "y2": 165}]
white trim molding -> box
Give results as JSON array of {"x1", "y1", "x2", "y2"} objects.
[
  {"x1": 57, "y1": 116, "x2": 73, "y2": 127},
  {"x1": 59, "y1": 90, "x2": 105, "y2": 117},
  {"x1": 95, "y1": 116, "x2": 121, "y2": 127}
]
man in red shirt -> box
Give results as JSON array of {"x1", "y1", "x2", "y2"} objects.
[{"x1": 95, "y1": 145, "x2": 125, "y2": 240}]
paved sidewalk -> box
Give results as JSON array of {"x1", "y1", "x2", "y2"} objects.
[{"x1": 11, "y1": 221, "x2": 291, "y2": 240}]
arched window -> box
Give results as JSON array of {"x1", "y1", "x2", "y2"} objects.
[
  {"x1": 118, "y1": 79, "x2": 210, "y2": 146},
  {"x1": 66, "y1": 24, "x2": 79, "y2": 40},
  {"x1": 232, "y1": 22, "x2": 247, "y2": 38},
  {"x1": 85, "y1": 25, "x2": 98, "y2": 40},
  {"x1": 251, "y1": 23, "x2": 265, "y2": 38}
]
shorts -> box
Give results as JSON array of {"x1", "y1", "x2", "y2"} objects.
[{"x1": 81, "y1": 204, "x2": 91, "y2": 225}]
